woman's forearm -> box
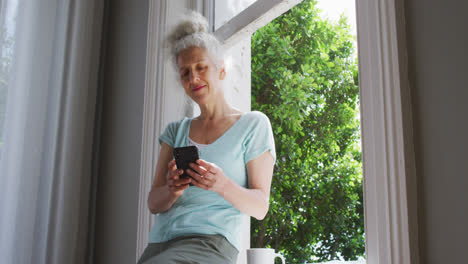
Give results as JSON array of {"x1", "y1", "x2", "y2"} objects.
[
  {"x1": 147, "y1": 184, "x2": 179, "y2": 214},
  {"x1": 216, "y1": 178, "x2": 269, "y2": 220}
]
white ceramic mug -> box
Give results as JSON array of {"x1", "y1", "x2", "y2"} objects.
[{"x1": 246, "y1": 248, "x2": 286, "y2": 264}]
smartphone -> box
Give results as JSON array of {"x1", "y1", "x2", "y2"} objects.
[{"x1": 173, "y1": 146, "x2": 200, "y2": 183}]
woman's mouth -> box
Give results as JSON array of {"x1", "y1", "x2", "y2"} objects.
[{"x1": 192, "y1": 85, "x2": 206, "y2": 92}]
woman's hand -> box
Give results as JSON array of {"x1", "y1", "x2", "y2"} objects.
[
  {"x1": 186, "y1": 159, "x2": 228, "y2": 193},
  {"x1": 167, "y1": 159, "x2": 192, "y2": 197},
  {"x1": 185, "y1": 152, "x2": 275, "y2": 220}
]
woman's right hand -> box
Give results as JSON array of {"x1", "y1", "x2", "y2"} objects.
[{"x1": 167, "y1": 159, "x2": 191, "y2": 197}]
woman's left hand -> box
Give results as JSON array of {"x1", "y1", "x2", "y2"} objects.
[{"x1": 186, "y1": 159, "x2": 229, "y2": 193}]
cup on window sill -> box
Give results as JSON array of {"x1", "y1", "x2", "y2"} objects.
[{"x1": 246, "y1": 248, "x2": 286, "y2": 264}]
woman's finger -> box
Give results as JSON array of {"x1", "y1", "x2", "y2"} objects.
[
  {"x1": 168, "y1": 171, "x2": 190, "y2": 186},
  {"x1": 186, "y1": 168, "x2": 209, "y2": 183},
  {"x1": 196, "y1": 159, "x2": 217, "y2": 174},
  {"x1": 190, "y1": 178, "x2": 210, "y2": 190},
  {"x1": 188, "y1": 162, "x2": 209, "y2": 176},
  {"x1": 168, "y1": 159, "x2": 176, "y2": 170},
  {"x1": 174, "y1": 176, "x2": 191, "y2": 186},
  {"x1": 168, "y1": 168, "x2": 183, "y2": 179},
  {"x1": 169, "y1": 183, "x2": 189, "y2": 193},
  {"x1": 188, "y1": 169, "x2": 217, "y2": 190}
]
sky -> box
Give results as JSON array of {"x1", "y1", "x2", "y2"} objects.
[{"x1": 316, "y1": 0, "x2": 357, "y2": 35}]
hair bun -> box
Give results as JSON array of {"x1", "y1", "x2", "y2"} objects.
[
  {"x1": 167, "y1": 11, "x2": 209, "y2": 46},
  {"x1": 165, "y1": 11, "x2": 223, "y2": 69}
]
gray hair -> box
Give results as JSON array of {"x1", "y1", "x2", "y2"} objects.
[{"x1": 166, "y1": 11, "x2": 224, "y2": 69}]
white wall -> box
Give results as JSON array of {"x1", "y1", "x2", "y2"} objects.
[
  {"x1": 162, "y1": 0, "x2": 194, "y2": 124},
  {"x1": 220, "y1": 36, "x2": 253, "y2": 264},
  {"x1": 405, "y1": 0, "x2": 468, "y2": 263},
  {"x1": 223, "y1": 37, "x2": 252, "y2": 112}
]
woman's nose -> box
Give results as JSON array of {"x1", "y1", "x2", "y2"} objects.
[{"x1": 189, "y1": 71, "x2": 200, "y2": 82}]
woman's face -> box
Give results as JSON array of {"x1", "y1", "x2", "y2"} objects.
[{"x1": 177, "y1": 46, "x2": 225, "y2": 104}]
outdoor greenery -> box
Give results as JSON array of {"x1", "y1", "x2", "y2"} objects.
[
  {"x1": 251, "y1": 0, "x2": 364, "y2": 262},
  {"x1": 0, "y1": 24, "x2": 13, "y2": 149}
]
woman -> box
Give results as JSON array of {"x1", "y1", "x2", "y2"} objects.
[{"x1": 137, "y1": 11, "x2": 276, "y2": 264}]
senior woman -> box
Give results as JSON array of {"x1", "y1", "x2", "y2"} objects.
[{"x1": 137, "y1": 12, "x2": 275, "y2": 264}]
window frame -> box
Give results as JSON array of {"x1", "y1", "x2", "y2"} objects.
[{"x1": 138, "y1": 0, "x2": 420, "y2": 263}]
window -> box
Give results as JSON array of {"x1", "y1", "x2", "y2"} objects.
[
  {"x1": 0, "y1": 0, "x2": 16, "y2": 153},
  {"x1": 139, "y1": 0, "x2": 420, "y2": 263},
  {"x1": 250, "y1": 1, "x2": 364, "y2": 262}
]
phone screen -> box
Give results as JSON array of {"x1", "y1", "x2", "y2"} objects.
[{"x1": 173, "y1": 146, "x2": 200, "y2": 181}]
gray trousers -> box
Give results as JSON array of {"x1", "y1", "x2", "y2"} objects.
[{"x1": 137, "y1": 234, "x2": 239, "y2": 264}]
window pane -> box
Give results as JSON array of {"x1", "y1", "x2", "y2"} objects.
[
  {"x1": 0, "y1": 0, "x2": 17, "y2": 152},
  {"x1": 214, "y1": 0, "x2": 258, "y2": 30},
  {"x1": 250, "y1": 0, "x2": 365, "y2": 262}
]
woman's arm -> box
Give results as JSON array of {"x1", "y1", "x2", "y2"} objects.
[
  {"x1": 187, "y1": 151, "x2": 275, "y2": 220},
  {"x1": 221, "y1": 151, "x2": 275, "y2": 220},
  {"x1": 147, "y1": 142, "x2": 191, "y2": 214}
]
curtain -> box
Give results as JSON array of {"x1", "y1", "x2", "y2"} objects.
[{"x1": 0, "y1": 0, "x2": 104, "y2": 263}]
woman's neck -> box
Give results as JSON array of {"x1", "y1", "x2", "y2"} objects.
[{"x1": 197, "y1": 98, "x2": 240, "y2": 121}]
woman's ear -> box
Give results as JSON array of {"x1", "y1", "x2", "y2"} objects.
[
  {"x1": 220, "y1": 68, "x2": 226, "y2": 80},
  {"x1": 218, "y1": 61, "x2": 226, "y2": 80}
]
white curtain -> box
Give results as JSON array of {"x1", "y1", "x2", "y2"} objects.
[{"x1": 0, "y1": 0, "x2": 104, "y2": 263}]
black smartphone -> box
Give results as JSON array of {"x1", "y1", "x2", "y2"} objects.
[{"x1": 173, "y1": 146, "x2": 200, "y2": 183}]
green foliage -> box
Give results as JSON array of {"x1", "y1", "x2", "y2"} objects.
[
  {"x1": 251, "y1": 0, "x2": 364, "y2": 262},
  {"x1": 0, "y1": 25, "x2": 13, "y2": 147}
]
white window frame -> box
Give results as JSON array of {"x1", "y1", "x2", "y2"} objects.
[{"x1": 138, "y1": 0, "x2": 420, "y2": 263}]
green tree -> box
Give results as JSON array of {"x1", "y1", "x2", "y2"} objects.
[
  {"x1": 251, "y1": 0, "x2": 364, "y2": 262},
  {"x1": 0, "y1": 25, "x2": 13, "y2": 149}
]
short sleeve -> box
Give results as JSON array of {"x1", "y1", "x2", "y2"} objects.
[
  {"x1": 243, "y1": 112, "x2": 276, "y2": 164},
  {"x1": 158, "y1": 121, "x2": 179, "y2": 147}
]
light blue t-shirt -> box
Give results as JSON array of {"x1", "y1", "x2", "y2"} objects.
[{"x1": 148, "y1": 111, "x2": 276, "y2": 251}]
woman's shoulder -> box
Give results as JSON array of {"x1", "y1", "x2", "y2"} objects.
[
  {"x1": 236, "y1": 111, "x2": 273, "y2": 132},
  {"x1": 159, "y1": 117, "x2": 192, "y2": 147},
  {"x1": 164, "y1": 117, "x2": 191, "y2": 132},
  {"x1": 241, "y1": 111, "x2": 271, "y2": 123}
]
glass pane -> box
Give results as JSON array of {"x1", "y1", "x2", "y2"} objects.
[
  {"x1": 250, "y1": 0, "x2": 365, "y2": 262},
  {"x1": 214, "y1": 0, "x2": 258, "y2": 30},
  {"x1": 0, "y1": 0, "x2": 17, "y2": 152}
]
